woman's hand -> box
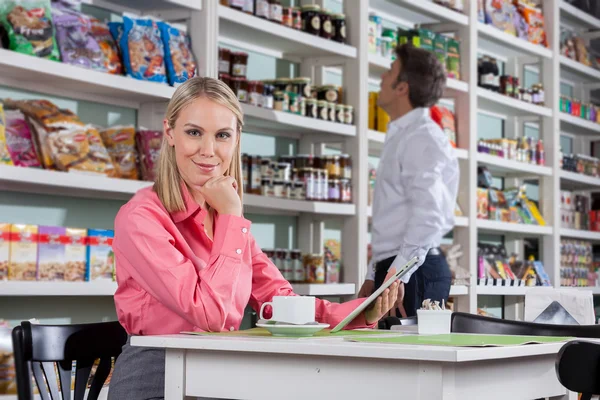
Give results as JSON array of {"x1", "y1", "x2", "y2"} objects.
[
  {"x1": 364, "y1": 281, "x2": 399, "y2": 325},
  {"x1": 198, "y1": 176, "x2": 242, "y2": 217}
]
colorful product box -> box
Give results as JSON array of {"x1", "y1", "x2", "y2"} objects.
[
  {"x1": 0, "y1": 224, "x2": 9, "y2": 281},
  {"x1": 37, "y1": 226, "x2": 66, "y2": 281},
  {"x1": 66, "y1": 228, "x2": 87, "y2": 282},
  {"x1": 86, "y1": 229, "x2": 115, "y2": 281},
  {"x1": 8, "y1": 224, "x2": 38, "y2": 281}
]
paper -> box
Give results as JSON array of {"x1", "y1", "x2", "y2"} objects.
[
  {"x1": 344, "y1": 333, "x2": 571, "y2": 347},
  {"x1": 181, "y1": 328, "x2": 399, "y2": 338},
  {"x1": 524, "y1": 287, "x2": 594, "y2": 325}
]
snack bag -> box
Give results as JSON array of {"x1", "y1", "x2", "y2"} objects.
[
  {"x1": 0, "y1": 224, "x2": 9, "y2": 281},
  {"x1": 86, "y1": 229, "x2": 114, "y2": 281},
  {"x1": 69, "y1": 125, "x2": 117, "y2": 176},
  {"x1": 120, "y1": 15, "x2": 167, "y2": 84},
  {"x1": 515, "y1": 0, "x2": 547, "y2": 47},
  {"x1": 37, "y1": 225, "x2": 66, "y2": 281},
  {"x1": 99, "y1": 125, "x2": 139, "y2": 180},
  {"x1": 136, "y1": 129, "x2": 162, "y2": 181},
  {"x1": 0, "y1": 0, "x2": 59, "y2": 60},
  {"x1": 90, "y1": 17, "x2": 123, "y2": 75},
  {"x1": 430, "y1": 105, "x2": 457, "y2": 148},
  {"x1": 157, "y1": 21, "x2": 196, "y2": 86},
  {"x1": 4, "y1": 109, "x2": 42, "y2": 168},
  {"x1": 0, "y1": 104, "x2": 12, "y2": 165},
  {"x1": 47, "y1": 126, "x2": 89, "y2": 171},
  {"x1": 484, "y1": 0, "x2": 516, "y2": 36},
  {"x1": 8, "y1": 224, "x2": 38, "y2": 281},
  {"x1": 52, "y1": 5, "x2": 106, "y2": 72},
  {"x1": 64, "y1": 227, "x2": 86, "y2": 282}
]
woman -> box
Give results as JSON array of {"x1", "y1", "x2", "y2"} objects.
[{"x1": 108, "y1": 77, "x2": 398, "y2": 399}]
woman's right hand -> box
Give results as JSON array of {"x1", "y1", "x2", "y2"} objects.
[{"x1": 198, "y1": 176, "x2": 242, "y2": 217}]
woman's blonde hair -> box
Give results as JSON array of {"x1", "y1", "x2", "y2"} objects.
[{"x1": 154, "y1": 77, "x2": 244, "y2": 213}]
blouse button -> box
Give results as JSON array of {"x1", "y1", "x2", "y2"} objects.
[
  {"x1": 242, "y1": 227, "x2": 248, "y2": 234},
  {"x1": 230, "y1": 326, "x2": 235, "y2": 331},
  {"x1": 236, "y1": 249, "x2": 242, "y2": 255}
]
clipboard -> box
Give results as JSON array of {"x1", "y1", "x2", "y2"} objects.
[{"x1": 330, "y1": 256, "x2": 420, "y2": 333}]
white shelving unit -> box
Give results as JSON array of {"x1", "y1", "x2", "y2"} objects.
[
  {"x1": 477, "y1": 88, "x2": 553, "y2": 117},
  {"x1": 560, "y1": 229, "x2": 600, "y2": 242},
  {"x1": 477, "y1": 153, "x2": 553, "y2": 177},
  {"x1": 476, "y1": 219, "x2": 554, "y2": 236},
  {"x1": 560, "y1": 113, "x2": 600, "y2": 136},
  {"x1": 560, "y1": 170, "x2": 600, "y2": 191}
]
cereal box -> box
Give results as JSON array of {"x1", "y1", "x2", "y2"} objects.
[
  {"x1": 86, "y1": 229, "x2": 114, "y2": 281},
  {"x1": 65, "y1": 228, "x2": 87, "y2": 282},
  {"x1": 8, "y1": 224, "x2": 38, "y2": 281},
  {"x1": 37, "y1": 226, "x2": 66, "y2": 281},
  {"x1": 0, "y1": 224, "x2": 9, "y2": 281}
]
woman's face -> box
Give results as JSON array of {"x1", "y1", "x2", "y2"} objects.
[{"x1": 164, "y1": 97, "x2": 238, "y2": 191}]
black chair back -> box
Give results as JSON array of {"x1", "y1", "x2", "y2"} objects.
[
  {"x1": 451, "y1": 312, "x2": 600, "y2": 338},
  {"x1": 12, "y1": 321, "x2": 127, "y2": 400},
  {"x1": 556, "y1": 340, "x2": 600, "y2": 400}
]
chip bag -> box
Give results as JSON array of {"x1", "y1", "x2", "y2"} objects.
[
  {"x1": 4, "y1": 109, "x2": 42, "y2": 167},
  {"x1": 0, "y1": 0, "x2": 59, "y2": 60},
  {"x1": 136, "y1": 129, "x2": 162, "y2": 181},
  {"x1": 158, "y1": 21, "x2": 196, "y2": 86},
  {"x1": 69, "y1": 125, "x2": 117, "y2": 177},
  {"x1": 120, "y1": 15, "x2": 167, "y2": 84},
  {"x1": 47, "y1": 126, "x2": 89, "y2": 170},
  {"x1": 0, "y1": 104, "x2": 12, "y2": 165},
  {"x1": 90, "y1": 17, "x2": 123, "y2": 75},
  {"x1": 99, "y1": 125, "x2": 139, "y2": 180}
]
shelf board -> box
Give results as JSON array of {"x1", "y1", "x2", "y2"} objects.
[
  {"x1": 477, "y1": 88, "x2": 553, "y2": 117},
  {"x1": 560, "y1": 228, "x2": 600, "y2": 242},
  {"x1": 559, "y1": 286, "x2": 600, "y2": 295},
  {"x1": 559, "y1": 0, "x2": 600, "y2": 30},
  {"x1": 560, "y1": 113, "x2": 600, "y2": 136},
  {"x1": 377, "y1": 0, "x2": 468, "y2": 26},
  {"x1": 477, "y1": 285, "x2": 532, "y2": 296},
  {"x1": 477, "y1": 22, "x2": 553, "y2": 59},
  {"x1": 83, "y1": 0, "x2": 202, "y2": 12},
  {"x1": 367, "y1": 129, "x2": 386, "y2": 154},
  {"x1": 0, "y1": 49, "x2": 174, "y2": 107},
  {"x1": 244, "y1": 194, "x2": 355, "y2": 216},
  {"x1": 218, "y1": 6, "x2": 357, "y2": 59},
  {"x1": 559, "y1": 56, "x2": 600, "y2": 83},
  {"x1": 477, "y1": 152, "x2": 552, "y2": 177},
  {"x1": 292, "y1": 283, "x2": 356, "y2": 296},
  {"x1": 454, "y1": 148, "x2": 469, "y2": 160},
  {"x1": 455, "y1": 216, "x2": 469, "y2": 227},
  {"x1": 241, "y1": 104, "x2": 356, "y2": 139},
  {"x1": 449, "y1": 285, "x2": 469, "y2": 296},
  {"x1": 560, "y1": 170, "x2": 600, "y2": 191},
  {"x1": 477, "y1": 219, "x2": 553, "y2": 236}
]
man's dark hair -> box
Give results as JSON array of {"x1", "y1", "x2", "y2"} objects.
[{"x1": 394, "y1": 44, "x2": 446, "y2": 108}]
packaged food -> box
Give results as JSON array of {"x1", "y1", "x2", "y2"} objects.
[
  {"x1": 64, "y1": 227, "x2": 86, "y2": 282},
  {"x1": 433, "y1": 33, "x2": 447, "y2": 72},
  {"x1": 120, "y1": 15, "x2": 167, "y2": 84},
  {"x1": 70, "y1": 125, "x2": 117, "y2": 176},
  {"x1": 515, "y1": 0, "x2": 547, "y2": 46},
  {"x1": 484, "y1": 0, "x2": 516, "y2": 36},
  {"x1": 0, "y1": 0, "x2": 60, "y2": 60},
  {"x1": 107, "y1": 21, "x2": 123, "y2": 52},
  {"x1": 430, "y1": 105, "x2": 457, "y2": 148},
  {"x1": 52, "y1": 5, "x2": 106, "y2": 71},
  {"x1": 47, "y1": 126, "x2": 89, "y2": 170},
  {"x1": 11, "y1": 99, "x2": 82, "y2": 130},
  {"x1": 37, "y1": 225, "x2": 66, "y2": 281},
  {"x1": 90, "y1": 17, "x2": 123, "y2": 75},
  {"x1": 446, "y1": 38, "x2": 460, "y2": 80},
  {"x1": 304, "y1": 253, "x2": 324, "y2": 283},
  {"x1": 574, "y1": 36, "x2": 591, "y2": 66},
  {"x1": 4, "y1": 109, "x2": 42, "y2": 168},
  {"x1": 0, "y1": 224, "x2": 9, "y2": 281},
  {"x1": 99, "y1": 125, "x2": 139, "y2": 180},
  {"x1": 136, "y1": 129, "x2": 162, "y2": 181},
  {"x1": 477, "y1": 188, "x2": 489, "y2": 219},
  {"x1": 26, "y1": 118, "x2": 55, "y2": 169},
  {"x1": 86, "y1": 229, "x2": 114, "y2": 281},
  {"x1": 8, "y1": 224, "x2": 38, "y2": 281},
  {"x1": 158, "y1": 21, "x2": 197, "y2": 87},
  {"x1": 0, "y1": 104, "x2": 12, "y2": 165}
]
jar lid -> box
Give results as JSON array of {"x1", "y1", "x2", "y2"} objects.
[
  {"x1": 320, "y1": 8, "x2": 331, "y2": 15},
  {"x1": 278, "y1": 162, "x2": 291, "y2": 166},
  {"x1": 305, "y1": 98, "x2": 317, "y2": 103},
  {"x1": 293, "y1": 77, "x2": 311, "y2": 83},
  {"x1": 336, "y1": 103, "x2": 345, "y2": 108},
  {"x1": 322, "y1": 84, "x2": 338, "y2": 89},
  {"x1": 274, "y1": 90, "x2": 285, "y2": 94},
  {"x1": 231, "y1": 51, "x2": 248, "y2": 57},
  {"x1": 261, "y1": 159, "x2": 270, "y2": 164},
  {"x1": 344, "y1": 104, "x2": 354, "y2": 109},
  {"x1": 301, "y1": 4, "x2": 321, "y2": 11},
  {"x1": 296, "y1": 154, "x2": 310, "y2": 157},
  {"x1": 333, "y1": 13, "x2": 345, "y2": 19},
  {"x1": 276, "y1": 77, "x2": 291, "y2": 82}
]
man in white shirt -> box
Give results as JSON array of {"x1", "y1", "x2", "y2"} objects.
[{"x1": 358, "y1": 44, "x2": 459, "y2": 318}]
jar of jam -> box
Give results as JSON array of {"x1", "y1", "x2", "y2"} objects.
[
  {"x1": 336, "y1": 104, "x2": 345, "y2": 123},
  {"x1": 243, "y1": 0, "x2": 254, "y2": 14},
  {"x1": 274, "y1": 91, "x2": 288, "y2": 111},
  {"x1": 273, "y1": 180, "x2": 284, "y2": 197},
  {"x1": 269, "y1": 0, "x2": 283, "y2": 24},
  {"x1": 218, "y1": 72, "x2": 231, "y2": 89},
  {"x1": 229, "y1": 0, "x2": 245, "y2": 10},
  {"x1": 305, "y1": 98, "x2": 317, "y2": 118},
  {"x1": 293, "y1": 181, "x2": 305, "y2": 200},
  {"x1": 262, "y1": 80, "x2": 275, "y2": 109},
  {"x1": 295, "y1": 154, "x2": 312, "y2": 169},
  {"x1": 231, "y1": 77, "x2": 248, "y2": 103},
  {"x1": 319, "y1": 9, "x2": 333, "y2": 40},
  {"x1": 344, "y1": 105, "x2": 354, "y2": 124},
  {"x1": 277, "y1": 162, "x2": 291, "y2": 181},
  {"x1": 291, "y1": 249, "x2": 304, "y2": 282},
  {"x1": 318, "y1": 85, "x2": 339, "y2": 103},
  {"x1": 317, "y1": 100, "x2": 328, "y2": 121},
  {"x1": 289, "y1": 92, "x2": 299, "y2": 114},
  {"x1": 261, "y1": 178, "x2": 271, "y2": 196},
  {"x1": 274, "y1": 78, "x2": 291, "y2": 93},
  {"x1": 292, "y1": 7, "x2": 302, "y2": 30},
  {"x1": 341, "y1": 154, "x2": 352, "y2": 179},
  {"x1": 326, "y1": 155, "x2": 341, "y2": 179},
  {"x1": 231, "y1": 51, "x2": 248, "y2": 77},
  {"x1": 302, "y1": 4, "x2": 321, "y2": 35},
  {"x1": 328, "y1": 179, "x2": 340, "y2": 202},
  {"x1": 333, "y1": 13, "x2": 346, "y2": 43},
  {"x1": 340, "y1": 178, "x2": 352, "y2": 203},
  {"x1": 248, "y1": 81, "x2": 262, "y2": 107},
  {"x1": 328, "y1": 102, "x2": 336, "y2": 122},
  {"x1": 261, "y1": 158, "x2": 272, "y2": 178},
  {"x1": 299, "y1": 168, "x2": 314, "y2": 200},
  {"x1": 282, "y1": 7, "x2": 294, "y2": 28},
  {"x1": 249, "y1": 155, "x2": 262, "y2": 194},
  {"x1": 255, "y1": 0, "x2": 269, "y2": 18},
  {"x1": 293, "y1": 77, "x2": 312, "y2": 99},
  {"x1": 218, "y1": 47, "x2": 231, "y2": 74}
]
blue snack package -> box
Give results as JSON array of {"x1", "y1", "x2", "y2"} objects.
[
  {"x1": 158, "y1": 21, "x2": 197, "y2": 87},
  {"x1": 120, "y1": 15, "x2": 167, "y2": 83}
]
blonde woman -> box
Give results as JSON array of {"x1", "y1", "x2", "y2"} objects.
[{"x1": 108, "y1": 77, "x2": 398, "y2": 399}]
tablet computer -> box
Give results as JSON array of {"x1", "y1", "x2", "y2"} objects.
[{"x1": 330, "y1": 256, "x2": 420, "y2": 333}]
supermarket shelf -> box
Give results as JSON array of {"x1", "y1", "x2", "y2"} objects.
[
  {"x1": 559, "y1": 0, "x2": 600, "y2": 30},
  {"x1": 241, "y1": 104, "x2": 356, "y2": 139},
  {"x1": 82, "y1": 0, "x2": 202, "y2": 12},
  {"x1": 0, "y1": 49, "x2": 174, "y2": 108},
  {"x1": 367, "y1": 129, "x2": 385, "y2": 154},
  {"x1": 560, "y1": 113, "x2": 600, "y2": 136},
  {"x1": 560, "y1": 170, "x2": 600, "y2": 191},
  {"x1": 377, "y1": 0, "x2": 469, "y2": 26},
  {"x1": 478, "y1": 22, "x2": 553, "y2": 59},
  {"x1": 477, "y1": 88, "x2": 553, "y2": 117},
  {"x1": 560, "y1": 56, "x2": 600, "y2": 83},
  {"x1": 455, "y1": 216, "x2": 469, "y2": 227},
  {"x1": 560, "y1": 228, "x2": 600, "y2": 242},
  {"x1": 454, "y1": 148, "x2": 469, "y2": 160},
  {"x1": 449, "y1": 285, "x2": 469, "y2": 296},
  {"x1": 476, "y1": 219, "x2": 554, "y2": 236},
  {"x1": 477, "y1": 285, "x2": 532, "y2": 296},
  {"x1": 476, "y1": 152, "x2": 552, "y2": 177},
  {"x1": 244, "y1": 194, "x2": 356, "y2": 216},
  {"x1": 292, "y1": 283, "x2": 356, "y2": 296},
  {"x1": 219, "y1": 6, "x2": 357, "y2": 59}
]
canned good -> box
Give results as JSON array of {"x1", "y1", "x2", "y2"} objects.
[
  {"x1": 336, "y1": 104, "x2": 345, "y2": 123},
  {"x1": 317, "y1": 100, "x2": 329, "y2": 120}
]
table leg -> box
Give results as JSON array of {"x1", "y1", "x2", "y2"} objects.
[{"x1": 165, "y1": 349, "x2": 186, "y2": 400}]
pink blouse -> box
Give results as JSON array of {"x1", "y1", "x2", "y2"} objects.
[{"x1": 113, "y1": 184, "x2": 373, "y2": 335}]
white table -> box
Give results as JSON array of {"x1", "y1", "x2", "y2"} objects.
[{"x1": 132, "y1": 333, "x2": 576, "y2": 400}]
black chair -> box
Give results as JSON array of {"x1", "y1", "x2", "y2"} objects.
[
  {"x1": 451, "y1": 312, "x2": 600, "y2": 338},
  {"x1": 12, "y1": 321, "x2": 127, "y2": 400},
  {"x1": 556, "y1": 340, "x2": 600, "y2": 400},
  {"x1": 378, "y1": 316, "x2": 417, "y2": 330}
]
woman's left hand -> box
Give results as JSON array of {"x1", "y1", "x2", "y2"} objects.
[{"x1": 364, "y1": 281, "x2": 399, "y2": 325}]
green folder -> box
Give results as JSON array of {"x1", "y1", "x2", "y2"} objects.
[
  {"x1": 182, "y1": 328, "x2": 399, "y2": 338},
  {"x1": 345, "y1": 333, "x2": 572, "y2": 347}
]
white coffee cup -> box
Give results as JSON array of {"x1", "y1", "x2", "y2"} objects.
[{"x1": 259, "y1": 296, "x2": 316, "y2": 325}]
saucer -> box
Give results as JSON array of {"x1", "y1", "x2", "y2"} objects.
[{"x1": 256, "y1": 321, "x2": 330, "y2": 337}]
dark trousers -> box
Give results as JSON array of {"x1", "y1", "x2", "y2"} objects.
[{"x1": 373, "y1": 251, "x2": 452, "y2": 317}]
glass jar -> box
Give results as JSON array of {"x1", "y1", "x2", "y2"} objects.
[
  {"x1": 341, "y1": 154, "x2": 352, "y2": 179},
  {"x1": 275, "y1": 77, "x2": 292, "y2": 93},
  {"x1": 269, "y1": 0, "x2": 283, "y2": 24},
  {"x1": 300, "y1": 168, "x2": 315, "y2": 200},
  {"x1": 328, "y1": 179, "x2": 341, "y2": 202},
  {"x1": 261, "y1": 178, "x2": 271, "y2": 196},
  {"x1": 301, "y1": 4, "x2": 321, "y2": 35},
  {"x1": 261, "y1": 158, "x2": 272, "y2": 178},
  {"x1": 249, "y1": 155, "x2": 262, "y2": 194},
  {"x1": 318, "y1": 84, "x2": 339, "y2": 103},
  {"x1": 291, "y1": 249, "x2": 304, "y2": 282},
  {"x1": 319, "y1": 9, "x2": 333, "y2": 39},
  {"x1": 231, "y1": 51, "x2": 248, "y2": 77},
  {"x1": 273, "y1": 180, "x2": 284, "y2": 197},
  {"x1": 275, "y1": 249, "x2": 286, "y2": 273},
  {"x1": 344, "y1": 105, "x2": 354, "y2": 124},
  {"x1": 328, "y1": 102, "x2": 336, "y2": 122},
  {"x1": 289, "y1": 92, "x2": 299, "y2": 114},
  {"x1": 255, "y1": 0, "x2": 269, "y2": 18},
  {"x1": 248, "y1": 81, "x2": 263, "y2": 107},
  {"x1": 285, "y1": 182, "x2": 293, "y2": 199},
  {"x1": 231, "y1": 77, "x2": 248, "y2": 103},
  {"x1": 277, "y1": 162, "x2": 291, "y2": 181},
  {"x1": 274, "y1": 91, "x2": 288, "y2": 111},
  {"x1": 333, "y1": 13, "x2": 346, "y2": 43},
  {"x1": 218, "y1": 47, "x2": 231, "y2": 74},
  {"x1": 295, "y1": 154, "x2": 312, "y2": 169},
  {"x1": 218, "y1": 72, "x2": 231, "y2": 89},
  {"x1": 293, "y1": 77, "x2": 312, "y2": 98},
  {"x1": 317, "y1": 100, "x2": 329, "y2": 121},
  {"x1": 292, "y1": 7, "x2": 302, "y2": 30},
  {"x1": 340, "y1": 178, "x2": 352, "y2": 203},
  {"x1": 262, "y1": 80, "x2": 275, "y2": 109},
  {"x1": 282, "y1": 7, "x2": 294, "y2": 28},
  {"x1": 336, "y1": 104, "x2": 345, "y2": 123},
  {"x1": 220, "y1": 0, "x2": 230, "y2": 5},
  {"x1": 229, "y1": 0, "x2": 245, "y2": 10},
  {"x1": 243, "y1": 0, "x2": 254, "y2": 14},
  {"x1": 305, "y1": 98, "x2": 318, "y2": 118},
  {"x1": 299, "y1": 97, "x2": 306, "y2": 117},
  {"x1": 304, "y1": 254, "x2": 324, "y2": 283},
  {"x1": 293, "y1": 181, "x2": 305, "y2": 200},
  {"x1": 242, "y1": 153, "x2": 249, "y2": 190}
]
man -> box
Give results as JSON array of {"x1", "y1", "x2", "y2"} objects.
[{"x1": 358, "y1": 44, "x2": 459, "y2": 318}]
